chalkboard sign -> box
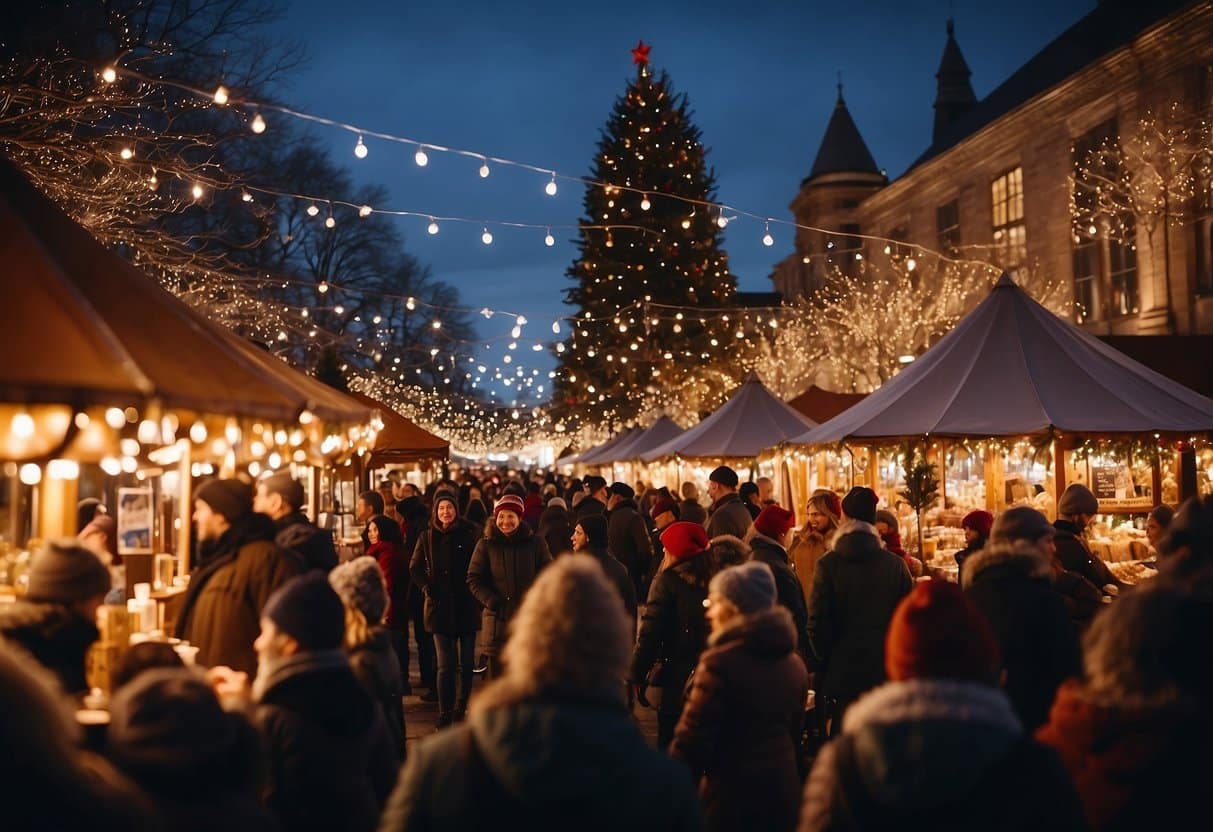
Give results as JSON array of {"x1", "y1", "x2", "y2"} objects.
[{"x1": 1092, "y1": 466, "x2": 1118, "y2": 500}]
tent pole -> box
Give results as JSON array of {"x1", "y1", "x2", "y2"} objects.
[
  {"x1": 178, "y1": 440, "x2": 192, "y2": 575},
  {"x1": 1053, "y1": 437, "x2": 1067, "y2": 520}
]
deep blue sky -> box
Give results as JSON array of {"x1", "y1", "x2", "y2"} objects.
[{"x1": 277, "y1": 0, "x2": 1094, "y2": 403}]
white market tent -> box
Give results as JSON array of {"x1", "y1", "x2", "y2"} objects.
[
  {"x1": 611, "y1": 416, "x2": 685, "y2": 462},
  {"x1": 642, "y1": 373, "x2": 817, "y2": 462},
  {"x1": 576, "y1": 426, "x2": 642, "y2": 466},
  {"x1": 792, "y1": 274, "x2": 1213, "y2": 445}
]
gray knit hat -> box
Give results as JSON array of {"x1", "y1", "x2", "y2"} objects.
[
  {"x1": 709, "y1": 562, "x2": 777, "y2": 614},
  {"x1": 328, "y1": 556, "x2": 388, "y2": 624},
  {"x1": 26, "y1": 540, "x2": 111, "y2": 603},
  {"x1": 1057, "y1": 483, "x2": 1099, "y2": 517},
  {"x1": 990, "y1": 506, "x2": 1055, "y2": 545},
  {"x1": 194, "y1": 478, "x2": 252, "y2": 522}
]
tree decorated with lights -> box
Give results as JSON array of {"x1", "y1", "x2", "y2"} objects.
[{"x1": 554, "y1": 41, "x2": 736, "y2": 429}]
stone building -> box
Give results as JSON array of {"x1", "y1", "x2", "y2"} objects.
[{"x1": 771, "y1": 0, "x2": 1213, "y2": 336}]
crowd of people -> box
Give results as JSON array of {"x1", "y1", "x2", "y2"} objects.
[{"x1": 3, "y1": 464, "x2": 1213, "y2": 831}]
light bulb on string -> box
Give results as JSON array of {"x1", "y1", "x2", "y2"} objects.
[
  {"x1": 544, "y1": 229, "x2": 555, "y2": 247},
  {"x1": 101, "y1": 66, "x2": 117, "y2": 83},
  {"x1": 250, "y1": 113, "x2": 266, "y2": 133},
  {"x1": 325, "y1": 211, "x2": 336, "y2": 229},
  {"x1": 640, "y1": 194, "x2": 651, "y2": 211},
  {"x1": 762, "y1": 221, "x2": 774, "y2": 247},
  {"x1": 545, "y1": 173, "x2": 558, "y2": 196},
  {"x1": 717, "y1": 208, "x2": 729, "y2": 228},
  {"x1": 359, "y1": 204, "x2": 373, "y2": 218},
  {"x1": 479, "y1": 158, "x2": 490, "y2": 178},
  {"x1": 551, "y1": 321, "x2": 561, "y2": 334},
  {"x1": 317, "y1": 281, "x2": 329, "y2": 294},
  {"x1": 191, "y1": 183, "x2": 204, "y2": 200},
  {"x1": 482, "y1": 227, "x2": 493, "y2": 245},
  {"x1": 213, "y1": 84, "x2": 229, "y2": 105},
  {"x1": 241, "y1": 190, "x2": 253, "y2": 202},
  {"x1": 427, "y1": 218, "x2": 439, "y2": 235},
  {"x1": 415, "y1": 145, "x2": 429, "y2": 166},
  {"x1": 354, "y1": 135, "x2": 368, "y2": 158},
  {"x1": 307, "y1": 203, "x2": 319, "y2": 217},
  {"x1": 906, "y1": 257, "x2": 917, "y2": 272},
  {"x1": 120, "y1": 146, "x2": 133, "y2": 160}
]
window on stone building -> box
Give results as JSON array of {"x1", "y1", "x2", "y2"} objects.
[
  {"x1": 991, "y1": 167, "x2": 1026, "y2": 278},
  {"x1": 937, "y1": 200, "x2": 960, "y2": 252},
  {"x1": 1072, "y1": 241, "x2": 1098, "y2": 325},
  {"x1": 1198, "y1": 187, "x2": 1213, "y2": 295}
]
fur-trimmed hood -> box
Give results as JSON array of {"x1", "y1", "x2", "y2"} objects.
[
  {"x1": 486, "y1": 519, "x2": 535, "y2": 543},
  {"x1": 707, "y1": 605, "x2": 796, "y2": 654},
  {"x1": 962, "y1": 542, "x2": 1051, "y2": 589},
  {"x1": 840, "y1": 678, "x2": 1023, "y2": 809},
  {"x1": 0, "y1": 600, "x2": 98, "y2": 650}
]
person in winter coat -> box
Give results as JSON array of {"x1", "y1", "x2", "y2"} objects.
[
  {"x1": 378, "y1": 555, "x2": 701, "y2": 832},
  {"x1": 576, "y1": 475, "x2": 609, "y2": 520},
  {"x1": 356, "y1": 491, "x2": 384, "y2": 548},
  {"x1": 410, "y1": 491, "x2": 482, "y2": 726},
  {"x1": 648, "y1": 493, "x2": 681, "y2": 565},
  {"x1": 807, "y1": 487, "x2": 913, "y2": 734},
  {"x1": 630, "y1": 521, "x2": 719, "y2": 749},
  {"x1": 739, "y1": 482, "x2": 763, "y2": 520},
  {"x1": 365, "y1": 514, "x2": 413, "y2": 693},
  {"x1": 875, "y1": 509, "x2": 922, "y2": 578},
  {"x1": 572, "y1": 513, "x2": 638, "y2": 623},
  {"x1": 705, "y1": 466, "x2": 753, "y2": 540},
  {"x1": 962, "y1": 541, "x2": 1081, "y2": 731},
  {"x1": 1144, "y1": 504, "x2": 1173, "y2": 553},
  {"x1": 397, "y1": 495, "x2": 437, "y2": 697},
  {"x1": 466, "y1": 494, "x2": 552, "y2": 678},
  {"x1": 537, "y1": 496, "x2": 573, "y2": 556},
  {"x1": 606, "y1": 481, "x2": 655, "y2": 602},
  {"x1": 679, "y1": 481, "x2": 709, "y2": 526},
  {"x1": 462, "y1": 485, "x2": 489, "y2": 528},
  {"x1": 107, "y1": 668, "x2": 277, "y2": 832},
  {"x1": 747, "y1": 505, "x2": 810, "y2": 659},
  {"x1": 1154, "y1": 494, "x2": 1213, "y2": 583},
  {"x1": 990, "y1": 506, "x2": 1103, "y2": 633},
  {"x1": 1, "y1": 642, "x2": 156, "y2": 832},
  {"x1": 212, "y1": 573, "x2": 398, "y2": 832},
  {"x1": 177, "y1": 479, "x2": 304, "y2": 675},
  {"x1": 789, "y1": 490, "x2": 841, "y2": 604},
  {"x1": 521, "y1": 481, "x2": 545, "y2": 529},
  {"x1": 671, "y1": 563, "x2": 809, "y2": 832},
  {"x1": 955, "y1": 509, "x2": 993, "y2": 582},
  {"x1": 800, "y1": 579, "x2": 1086, "y2": 832},
  {"x1": 0, "y1": 540, "x2": 111, "y2": 696},
  {"x1": 1036, "y1": 581, "x2": 1213, "y2": 831},
  {"x1": 330, "y1": 557, "x2": 406, "y2": 757},
  {"x1": 1054, "y1": 484, "x2": 1124, "y2": 592},
  {"x1": 254, "y1": 472, "x2": 337, "y2": 573}
]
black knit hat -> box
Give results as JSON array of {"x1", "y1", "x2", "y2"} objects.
[
  {"x1": 608, "y1": 481, "x2": 635, "y2": 500},
  {"x1": 26, "y1": 540, "x2": 111, "y2": 603},
  {"x1": 260, "y1": 472, "x2": 305, "y2": 510},
  {"x1": 194, "y1": 478, "x2": 252, "y2": 522},
  {"x1": 262, "y1": 573, "x2": 345, "y2": 651},
  {"x1": 577, "y1": 513, "x2": 609, "y2": 548},
  {"x1": 841, "y1": 486, "x2": 878, "y2": 524},
  {"x1": 709, "y1": 465, "x2": 739, "y2": 488},
  {"x1": 583, "y1": 475, "x2": 607, "y2": 493}
]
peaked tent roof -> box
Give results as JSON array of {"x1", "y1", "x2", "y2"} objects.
[
  {"x1": 787, "y1": 385, "x2": 869, "y2": 425},
  {"x1": 595, "y1": 416, "x2": 685, "y2": 464},
  {"x1": 808, "y1": 87, "x2": 881, "y2": 180},
  {"x1": 642, "y1": 373, "x2": 817, "y2": 462},
  {"x1": 0, "y1": 156, "x2": 370, "y2": 425},
  {"x1": 578, "y1": 426, "x2": 642, "y2": 466},
  {"x1": 346, "y1": 390, "x2": 448, "y2": 466},
  {"x1": 792, "y1": 274, "x2": 1213, "y2": 445}
]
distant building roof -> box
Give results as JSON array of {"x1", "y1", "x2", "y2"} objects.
[
  {"x1": 808, "y1": 86, "x2": 881, "y2": 180},
  {"x1": 910, "y1": 0, "x2": 1194, "y2": 171},
  {"x1": 932, "y1": 20, "x2": 977, "y2": 143}
]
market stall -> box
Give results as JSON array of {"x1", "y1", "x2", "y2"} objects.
[{"x1": 779, "y1": 274, "x2": 1213, "y2": 574}]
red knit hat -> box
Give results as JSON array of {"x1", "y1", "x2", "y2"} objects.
[
  {"x1": 660, "y1": 521, "x2": 709, "y2": 561},
  {"x1": 962, "y1": 510, "x2": 994, "y2": 539},
  {"x1": 885, "y1": 579, "x2": 1001, "y2": 684},
  {"x1": 493, "y1": 494, "x2": 526, "y2": 518},
  {"x1": 753, "y1": 504, "x2": 795, "y2": 540},
  {"x1": 649, "y1": 496, "x2": 678, "y2": 520}
]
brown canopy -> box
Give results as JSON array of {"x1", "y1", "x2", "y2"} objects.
[
  {"x1": 786, "y1": 385, "x2": 868, "y2": 424},
  {"x1": 347, "y1": 391, "x2": 449, "y2": 466},
  {"x1": 0, "y1": 156, "x2": 369, "y2": 425}
]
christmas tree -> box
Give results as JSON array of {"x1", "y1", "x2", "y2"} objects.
[{"x1": 554, "y1": 41, "x2": 736, "y2": 430}]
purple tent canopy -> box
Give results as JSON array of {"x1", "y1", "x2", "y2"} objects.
[
  {"x1": 576, "y1": 426, "x2": 642, "y2": 465},
  {"x1": 793, "y1": 274, "x2": 1213, "y2": 445},
  {"x1": 642, "y1": 373, "x2": 817, "y2": 462}
]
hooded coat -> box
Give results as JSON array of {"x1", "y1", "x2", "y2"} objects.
[
  {"x1": 466, "y1": 523, "x2": 552, "y2": 656},
  {"x1": 963, "y1": 545, "x2": 1081, "y2": 731},
  {"x1": 706, "y1": 492, "x2": 753, "y2": 540},
  {"x1": 607, "y1": 498, "x2": 655, "y2": 601},
  {"x1": 537, "y1": 504, "x2": 573, "y2": 557},
  {"x1": 273, "y1": 511, "x2": 337, "y2": 574},
  {"x1": 1036, "y1": 681, "x2": 1213, "y2": 831},
  {"x1": 348, "y1": 627, "x2": 406, "y2": 761},
  {"x1": 807, "y1": 521, "x2": 913, "y2": 710},
  {"x1": 255, "y1": 652, "x2": 399, "y2": 832},
  {"x1": 800, "y1": 679, "x2": 1085, "y2": 831},
  {"x1": 671, "y1": 607, "x2": 809, "y2": 832},
  {"x1": 176, "y1": 512, "x2": 304, "y2": 674},
  {"x1": 410, "y1": 509, "x2": 481, "y2": 636},
  {"x1": 748, "y1": 533, "x2": 811, "y2": 657},
  {"x1": 377, "y1": 696, "x2": 701, "y2": 831},
  {"x1": 0, "y1": 601, "x2": 99, "y2": 695}
]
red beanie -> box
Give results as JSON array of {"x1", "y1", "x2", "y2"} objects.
[
  {"x1": 962, "y1": 510, "x2": 994, "y2": 539},
  {"x1": 753, "y1": 504, "x2": 795, "y2": 540},
  {"x1": 493, "y1": 494, "x2": 526, "y2": 517},
  {"x1": 660, "y1": 521, "x2": 709, "y2": 561},
  {"x1": 885, "y1": 579, "x2": 1001, "y2": 684}
]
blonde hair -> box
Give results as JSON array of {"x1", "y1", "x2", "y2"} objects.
[
  {"x1": 805, "y1": 493, "x2": 841, "y2": 534},
  {"x1": 472, "y1": 555, "x2": 630, "y2": 714},
  {"x1": 342, "y1": 604, "x2": 373, "y2": 651}
]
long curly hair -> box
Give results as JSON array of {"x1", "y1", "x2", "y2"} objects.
[{"x1": 472, "y1": 555, "x2": 630, "y2": 713}]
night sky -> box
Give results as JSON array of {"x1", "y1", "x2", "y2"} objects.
[{"x1": 278, "y1": 0, "x2": 1094, "y2": 404}]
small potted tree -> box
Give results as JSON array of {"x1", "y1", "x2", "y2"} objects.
[{"x1": 899, "y1": 444, "x2": 940, "y2": 574}]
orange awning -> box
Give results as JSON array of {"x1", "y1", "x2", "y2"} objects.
[{"x1": 347, "y1": 391, "x2": 449, "y2": 466}]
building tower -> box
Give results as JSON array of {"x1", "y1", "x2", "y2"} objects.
[{"x1": 933, "y1": 19, "x2": 977, "y2": 143}]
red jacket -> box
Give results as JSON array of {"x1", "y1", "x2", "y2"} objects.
[{"x1": 367, "y1": 539, "x2": 409, "y2": 626}]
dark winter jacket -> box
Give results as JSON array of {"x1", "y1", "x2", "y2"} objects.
[
  {"x1": 1053, "y1": 563, "x2": 1105, "y2": 633},
  {"x1": 177, "y1": 513, "x2": 304, "y2": 674},
  {"x1": 630, "y1": 549, "x2": 713, "y2": 689},
  {"x1": 273, "y1": 512, "x2": 337, "y2": 574},
  {"x1": 963, "y1": 544, "x2": 1081, "y2": 731},
  {"x1": 397, "y1": 496, "x2": 430, "y2": 603},
  {"x1": 367, "y1": 540, "x2": 410, "y2": 628},
  {"x1": 0, "y1": 601, "x2": 99, "y2": 696},
  {"x1": 1054, "y1": 520, "x2": 1123, "y2": 590},
  {"x1": 349, "y1": 627, "x2": 406, "y2": 762},
  {"x1": 807, "y1": 521, "x2": 913, "y2": 708},
  {"x1": 584, "y1": 545, "x2": 638, "y2": 622},
  {"x1": 377, "y1": 697, "x2": 701, "y2": 831},
  {"x1": 671, "y1": 607, "x2": 809, "y2": 832},
  {"x1": 410, "y1": 516, "x2": 481, "y2": 635},
  {"x1": 748, "y1": 533, "x2": 811, "y2": 658},
  {"x1": 522, "y1": 493, "x2": 544, "y2": 528},
  {"x1": 954, "y1": 537, "x2": 986, "y2": 583},
  {"x1": 466, "y1": 524, "x2": 552, "y2": 656},
  {"x1": 706, "y1": 493, "x2": 753, "y2": 540},
  {"x1": 800, "y1": 679, "x2": 1086, "y2": 831},
  {"x1": 1037, "y1": 680, "x2": 1213, "y2": 831},
  {"x1": 575, "y1": 495, "x2": 607, "y2": 521},
  {"x1": 679, "y1": 499, "x2": 708, "y2": 526},
  {"x1": 537, "y1": 504, "x2": 573, "y2": 556},
  {"x1": 607, "y1": 498, "x2": 654, "y2": 601},
  {"x1": 255, "y1": 651, "x2": 398, "y2": 832}
]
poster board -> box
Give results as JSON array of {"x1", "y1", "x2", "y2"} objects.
[{"x1": 117, "y1": 487, "x2": 154, "y2": 554}]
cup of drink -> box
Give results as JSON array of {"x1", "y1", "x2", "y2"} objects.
[{"x1": 154, "y1": 554, "x2": 174, "y2": 590}]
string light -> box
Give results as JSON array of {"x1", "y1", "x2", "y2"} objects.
[
  {"x1": 427, "y1": 218, "x2": 439, "y2": 235},
  {"x1": 481, "y1": 227, "x2": 493, "y2": 245},
  {"x1": 640, "y1": 194, "x2": 651, "y2": 211},
  {"x1": 100, "y1": 66, "x2": 117, "y2": 83},
  {"x1": 545, "y1": 173, "x2": 558, "y2": 196},
  {"x1": 191, "y1": 183, "x2": 204, "y2": 200},
  {"x1": 250, "y1": 113, "x2": 266, "y2": 133},
  {"x1": 762, "y1": 221, "x2": 774, "y2": 247},
  {"x1": 415, "y1": 145, "x2": 429, "y2": 166},
  {"x1": 544, "y1": 229, "x2": 555, "y2": 247},
  {"x1": 354, "y1": 135, "x2": 368, "y2": 158},
  {"x1": 212, "y1": 84, "x2": 229, "y2": 105},
  {"x1": 307, "y1": 202, "x2": 320, "y2": 217},
  {"x1": 120, "y1": 146, "x2": 134, "y2": 160},
  {"x1": 359, "y1": 204, "x2": 373, "y2": 217},
  {"x1": 479, "y1": 158, "x2": 490, "y2": 178}
]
